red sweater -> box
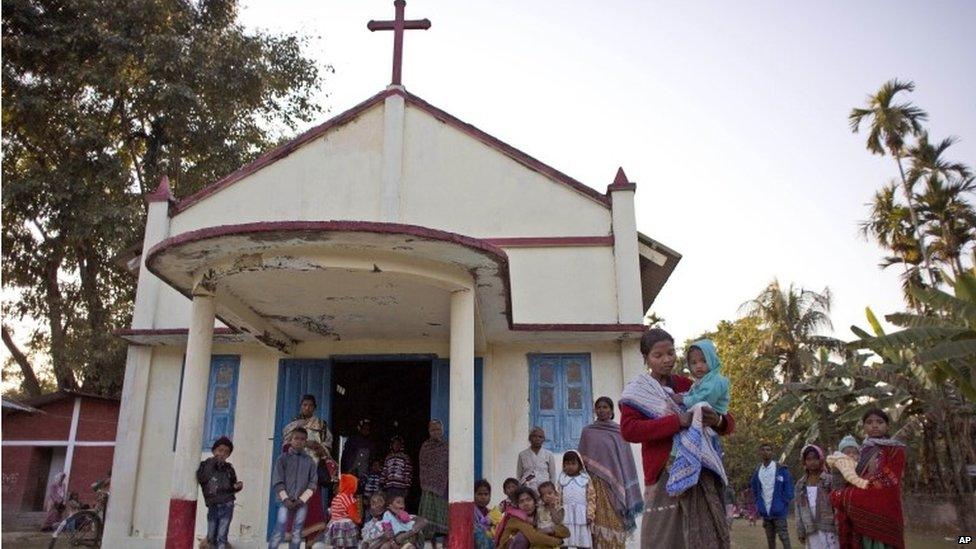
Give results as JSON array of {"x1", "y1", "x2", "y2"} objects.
[{"x1": 619, "y1": 374, "x2": 735, "y2": 485}]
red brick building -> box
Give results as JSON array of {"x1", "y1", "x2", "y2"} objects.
[{"x1": 2, "y1": 391, "x2": 118, "y2": 515}]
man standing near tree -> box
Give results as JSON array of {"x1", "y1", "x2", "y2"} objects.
[{"x1": 750, "y1": 443, "x2": 794, "y2": 549}]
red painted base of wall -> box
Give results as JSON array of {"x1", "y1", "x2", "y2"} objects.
[
  {"x1": 448, "y1": 501, "x2": 474, "y2": 549},
  {"x1": 165, "y1": 498, "x2": 197, "y2": 549}
]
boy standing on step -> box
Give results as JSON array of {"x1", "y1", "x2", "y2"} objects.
[
  {"x1": 197, "y1": 436, "x2": 243, "y2": 549},
  {"x1": 269, "y1": 428, "x2": 319, "y2": 549}
]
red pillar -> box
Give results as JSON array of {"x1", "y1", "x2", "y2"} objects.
[
  {"x1": 165, "y1": 498, "x2": 197, "y2": 549},
  {"x1": 448, "y1": 501, "x2": 475, "y2": 549}
]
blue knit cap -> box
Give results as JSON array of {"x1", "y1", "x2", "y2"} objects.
[{"x1": 838, "y1": 434, "x2": 859, "y2": 452}]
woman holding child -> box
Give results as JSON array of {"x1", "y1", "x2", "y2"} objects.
[
  {"x1": 829, "y1": 409, "x2": 907, "y2": 549},
  {"x1": 619, "y1": 329, "x2": 735, "y2": 549},
  {"x1": 578, "y1": 396, "x2": 643, "y2": 548}
]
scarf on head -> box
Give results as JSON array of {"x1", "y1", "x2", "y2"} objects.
[
  {"x1": 578, "y1": 420, "x2": 643, "y2": 533},
  {"x1": 620, "y1": 371, "x2": 727, "y2": 497},
  {"x1": 683, "y1": 339, "x2": 731, "y2": 414},
  {"x1": 558, "y1": 450, "x2": 591, "y2": 489},
  {"x1": 419, "y1": 434, "x2": 449, "y2": 497},
  {"x1": 801, "y1": 444, "x2": 827, "y2": 473}
]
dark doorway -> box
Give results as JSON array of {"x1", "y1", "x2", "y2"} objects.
[{"x1": 331, "y1": 360, "x2": 432, "y2": 512}]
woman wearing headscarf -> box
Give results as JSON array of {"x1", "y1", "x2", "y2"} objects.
[
  {"x1": 619, "y1": 329, "x2": 735, "y2": 549},
  {"x1": 41, "y1": 472, "x2": 67, "y2": 530},
  {"x1": 578, "y1": 397, "x2": 643, "y2": 549},
  {"x1": 419, "y1": 419, "x2": 449, "y2": 547},
  {"x1": 795, "y1": 444, "x2": 839, "y2": 549},
  {"x1": 830, "y1": 409, "x2": 907, "y2": 549}
]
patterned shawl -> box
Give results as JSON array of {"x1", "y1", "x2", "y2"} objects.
[
  {"x1": 618, "y1": 372, "x2": 726, "y2": 497},
  {"x1": 578, "y1": 420, "x2": 643, "y2": 533},
  {"x1": 419, "y1": 436, "x2": 449, "y2": 497},
  {"x1": 830, "y1": 438, "x2": 906, "y2": 548},
  {"x1": 284, "y1": 414, "x2": 333, "y2": 448}
]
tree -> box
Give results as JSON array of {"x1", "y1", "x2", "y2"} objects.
[
  {"x1": 850, "y1": 276, "x2": 976, "y2": 529},
  {"x1": 906, "y1": 134, "x2": 975, "y2": 278},
  {"x1": 740, "y1": 280, "x2": 837, "y2": 383},
  {"x1": 860, "y1": 182, "x2": 925, "y2": 307},
  {"x1": 2, "y1": 0, "x2": 325, "y2": 394},
  {"x1": 850, "y1": 79, "x2": 932, "y2": 283}
]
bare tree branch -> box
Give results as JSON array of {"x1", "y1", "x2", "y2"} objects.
[{"x1": 2, "y1": 325, "x2": 43, "y2": 397}]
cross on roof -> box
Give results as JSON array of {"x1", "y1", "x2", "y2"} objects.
[{"x1": 367, "y1": 0, "x2": 431, "y2": 86}]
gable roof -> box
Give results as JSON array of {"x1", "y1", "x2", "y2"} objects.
[{"x1": 171, "y1": 87, "x2": 612, "y2": 216}]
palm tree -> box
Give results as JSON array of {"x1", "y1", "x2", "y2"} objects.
[
  {"x1": 740, "y1": 280, "x2": 836, "y2": 383},
  {"x1": 850, "y1": 79, "x2": 932, "y2": 282},
  {"x1": 906, "y1": 133, "x2": 975, "y2": 277},
  {"x1": 860, "y1": 182, "x2": 925, "y2": 307},
  {"x1": 919, "y1": 177, "x2": 976, "y2": 277}
]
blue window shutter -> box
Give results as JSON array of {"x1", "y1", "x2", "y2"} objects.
[
  {"x1": 528, "y1": 354, "x2": 592, "y2": 453},
  {"x1": 430, "y1": 358, "x2": 451, "y2": 437},
  {"x1": 202, "y1": 355, "x2": 241, "y2": 450},
  {"x1": 560, "y1": 355, "x2": 592, "y2": 451},
  {"x1": 528, "y1": 355, "x2": 560, "y2": 452}
]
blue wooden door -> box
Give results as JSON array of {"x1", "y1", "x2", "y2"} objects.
[
  {"x1": 267, "y1": 359, "x2": 331, "y2": 540},
  {"x1": 429, "y1": 358, "x2": 485, "y2": 480}
]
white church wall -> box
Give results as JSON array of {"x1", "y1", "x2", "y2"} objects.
[
  {"x1": 399, "y1": 105, "x2": 612, "y2": 238},
  {"x1": 484, "y1": 341, "x2": 623, "y2": 492},
  {"x1": 168, "y1": 104, "x2": 386, "y2": 235},
  {"x1": 131, "y1": 347, "x2": 182, "y2": 539},
  {"x1": 506, "y1": 247, "x2": 619, "y2": 324}
]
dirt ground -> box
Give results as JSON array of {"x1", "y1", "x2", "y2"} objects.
[{"x1": 729, "y1": 516, "x2": 959, "y2": 548}]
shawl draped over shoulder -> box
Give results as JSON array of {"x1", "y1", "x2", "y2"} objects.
[
  {"x1": 419, "y1": 437, "x2": 449, "y2": 497},
  {"x1": 578, "y1": 419, "x2": 643, "y2": 533}
]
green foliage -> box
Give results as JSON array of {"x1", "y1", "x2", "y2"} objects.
[
  {"x1": 2, "y1": 0, "x2": 326, "y2": 394},
  {"x1": 739, "y1": 279, "x2": 837, "y2": 383}
]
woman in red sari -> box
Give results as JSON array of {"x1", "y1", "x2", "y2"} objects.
[{"x1": 830, "y1": 408, "x2": 906, "y2": 549}]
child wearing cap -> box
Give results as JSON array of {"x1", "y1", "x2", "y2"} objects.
[
  {"x1": 197, "y1": 436, "x2": 243, "y2": 549},
  {"x1": 826, "y1": 435, "x2": 868, "y2": 489}
]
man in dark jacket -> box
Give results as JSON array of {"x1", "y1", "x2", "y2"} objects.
[
  {"x1": 196, "y1": 436, "x2": 243, "y2": 549},
  {"x1": 750, "y1": 443, "x2": 794, "y2": 549}
]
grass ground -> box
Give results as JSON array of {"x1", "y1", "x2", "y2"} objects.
[{"x1": 729, "y1": 517, "x2": 958, "y2": 548}]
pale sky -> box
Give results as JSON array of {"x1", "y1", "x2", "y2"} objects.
[{"x1": 236, "y1": 0, "x2": 976, "y2": 343}]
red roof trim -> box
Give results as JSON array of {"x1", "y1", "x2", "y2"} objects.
[
  {"x1": 171, "y1": 89, "x2": 398, "y2": 215},
  {"x1": 146, "y1": 220, "x2": 510, "y2": 268},
  {"x1": 401, "y1": 91, "x2": 611, "y2": 208},
  {"x1": 484, "y1": 236, "x2": 613, "y2": 248},
  {"x1": 170, "y1": 87, "x2": 613, "y2": 216}
]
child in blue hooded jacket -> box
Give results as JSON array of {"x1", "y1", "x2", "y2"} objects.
[{"x1": 671, "y1": 339, "x2": 730, "y2": 414}]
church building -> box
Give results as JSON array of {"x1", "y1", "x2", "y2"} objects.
[{"x1": 102, "y1": 3, "x2": 680, "y2": 547}]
